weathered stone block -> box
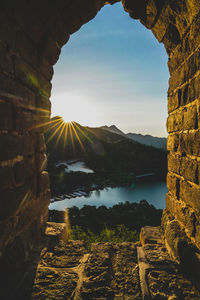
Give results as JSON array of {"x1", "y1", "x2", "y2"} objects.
[
  {"x1": 181, "y1": 83, "x2": 189, "y2": 106},
  {"x1": 45, "y1": 222, "x2": 68, "y2": 243},
  {"x1": 38, "y1": 171, "x2": 50, "y2": 194},
  {"x1": 163, "y1": 24, "x2": 181, "y2": 55},
  {"x1": 145, "y1": 0, "x2": 163, "y2": 29},
  {"x1": 170, "y1": 32, "x2": 200, "y2": 76},
  {"x1": 13, "y1": 157, "x2": 35, "y2": 186},
  {"x1": 182, "y1": 104, "x2": 197, "y2": 130},
  {"x1": 168, "y1": 91, "x2": 180, "y2": 113},
  {"x1": 166, "y1": 193, "x2": 196, "y2": 238},
  {"x1": 35, "y1": 153, "x2": 47, "y2": 173},
  {"x1": 180, "y1": 156, "x2": 198, "y2": 184},
  {"x1": 187, "y1": 52, "x2": 199, "y2": 83},
  {"x1": 0, "y1": 73, "x2": 36, "y2": 108},
  {"x1": 167, "y1": 134, "x2": 179, "y2": 151},
  {"x1": 165, "y1": 219, "x2": 200, "y2": 275},
  {"x1": 168, "y1": 0, "x2": 193, "y2": 37},
  {"x1": 36, "y1": 134, "x2": 47, "y2": 153},
  {"x1": 186, "y1": 75, "x2": 200, "y2": 105},
  {"x1": 151, "y1": 2, "x2": 178, "y2": 44},
  {"x1": 0, "y1": 216, "x2": 18, "y2": 256},
  {"x1": 39, "y1": 36, "x2": 61, "y2": 66},
  {"x1": 140, "y1": 225, "x2": 162, "y2": 246},
  {"x1": 0, "y1": 41, "x2": 14, "y2": 75},
  {"x1": 167, "y1": 111, "x2": 183, "y2": 133},
  {"x1": 0, "y1": 133, "x2": 36, "y2": 161},
  {"x1": 14, "y1": 56, "x2": 52, "y2": 98},
  {"x1": 35, "y1": 94, "x2": 51, "y2": 112},
  {"x1": 168, "y1": 152, "x2": 180, "y2": 174},
  {"x1": 16, "y1": 191, "x2": 50, "y2": 235},
  {"x1": 180, "y1": 179, "x2": 200, "y2": 212},
  {"x1": 14, "y1": 108, "x2": 37, "y2": 132},
  {"x1": 0, "y1": 178, "x2": 36, "y2": 221},
  {"x1": 195, "y1": 224, "x2": 200, "y2": 249},
  {"x1": 0, "y1": 166, "x2": 12, "y2": 190},
  {"x1": 167, "y1": 173, "x2": 180, "y2": 199},
  {"x1": 169, "y1": 47, "x2": 199, "y2": 94},
  {"x1": 0, "y1": 100, "x2": 13, "y2": 130},
  {"x1": 179, "y1": 131, "x2": 200, "y2": 156},
  {"x1": 0, "y1": 158, "x2": 35, "y2": 191},
  {"x1": 168, "y1": 78, "x2": 196, "y2": 108},
  {"x1": 14, "y1": 32, "x2": 54, "y2": 82},
  {"x1": 168, "y1": 63, "x2": 185, "y2": 93},
  {"x1": 198, "y1": 161, "x2": 200, "y2": 186},
  {"x1": 14, "y1": 105, "x2": 50, "y2": 133}
]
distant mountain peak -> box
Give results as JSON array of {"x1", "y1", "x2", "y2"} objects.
[
  {"x1": 100, "y1": 125, "x2": 125, "y2": 136},
  {"x1": 100, "y1": 124, "x2": 167, "y2": 150},
  {"x1": 110, "y1": 125, "x2": 119, "y2": 129},
  {"x1": 126, "y1": 132, "x2": 167, "y2": 150}
]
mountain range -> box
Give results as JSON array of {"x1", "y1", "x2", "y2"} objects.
[
  {"x1": 100, "y1": 125, "x2": 167, "y2": 150},
  {"x1": 46, "y1": 117, "x2": 167, "y2": 195},
  {"x1": 45, "y1": 117, "x2": 167, "y2": 177}
]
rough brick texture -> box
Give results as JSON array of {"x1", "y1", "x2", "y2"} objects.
[{"x1": 0, "y1": 0, "x2": 200, "y2": 289}]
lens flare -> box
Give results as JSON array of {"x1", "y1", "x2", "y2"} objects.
[{"x1": 32, "y1": 115, "x2": 98, "y2": 154}]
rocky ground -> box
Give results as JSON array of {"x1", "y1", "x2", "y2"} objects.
[{"x1": 11, "y1": 223, "x2": 200, "y2": 299}]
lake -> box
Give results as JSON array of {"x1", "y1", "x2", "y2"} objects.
[
  {"x1": 56, "y1": 160, "x2": 94, "y2": 173},
  {"x1": 49, "y1": 179, "x2": 167, "y2": 211}
]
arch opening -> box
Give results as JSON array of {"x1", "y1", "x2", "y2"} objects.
[
  {"x1": 0, "y1": 0, "x2": 200, "y2": 289},
  {"x1": 47, "y1": 2, "x2": 168, "y2": 214}
]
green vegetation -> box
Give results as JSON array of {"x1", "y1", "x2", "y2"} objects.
[
  {"x1": 68, "y1": 201, "x2": 162, "y2": 232},
  {"x1": 68, "y1": 224, "x2": 139, "y2": 250},
  {"x1": 49, "y1": 200, "x2": 162, "y2": 236},
  {"x1": 50, "y1": 201, "x2": 161, "y2": 250}
]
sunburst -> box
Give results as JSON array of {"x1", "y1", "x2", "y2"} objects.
[
  {"x1": 32, "y1": 115, "x2": 92, "y2": 154},
  {"x1": 30, "y1": 110, "x2": 99, "y2": 155}
]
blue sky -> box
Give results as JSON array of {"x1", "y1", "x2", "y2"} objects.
[{"x1": 51, "y1": 2, "x2": 169, "y2": 137}]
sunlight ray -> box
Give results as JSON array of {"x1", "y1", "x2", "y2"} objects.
[
  {"x1": 71, "y1": 122, "x2": 86, "y2": 153},
  {"x1": 31, "y1": 117, "x2": 63, "y2": 130},
  {"x1": 72, "y1": 122, "x2": 93, "y2": 143},
  {"x1": 34, "y1": 108, "x2": 51, "y2": 113},
  {"x1": 83, "y1": 126, "x2": 100, "y2": 139},
  {"x1": 46, "y1": 121, "x2": 65, "y2": 144},
  {"x1": 69, "y1": 123, "x2": 75, "y2": 152},
  {"x1": 64, "y1": 123, "x2": 69, "y2": 147},
  {"x1": 55, "y1": 122, "x2": 66, "y2": 146}
]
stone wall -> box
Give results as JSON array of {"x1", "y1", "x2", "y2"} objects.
[
  {"x1": 0, "y1": 0, "x2": 111, "y2": 275},
  {"x1": 125, "y1": 0, "x2": 200, "y2": 269},
  {"x1": 0, "y1": 0, "x2": 200, "y2": 279}
]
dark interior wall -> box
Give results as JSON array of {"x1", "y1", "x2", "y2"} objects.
[
  {"x1": 0, "y1": 0, "x2": 200, "y2": 271},
  {"x1": 0, "y1": 0, "x2": 111, "y2": 264}
]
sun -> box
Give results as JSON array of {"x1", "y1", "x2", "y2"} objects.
[
  {"x1": 50, "y1": 91, "x2": 100, "y2": 127},
  {"x1": 61, "y1": 115, "x2": 73, "y2": 124}
]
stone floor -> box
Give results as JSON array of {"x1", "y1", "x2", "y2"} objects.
[{"x1": 11, "y1": 223, "x2": 200, "y2": 299}]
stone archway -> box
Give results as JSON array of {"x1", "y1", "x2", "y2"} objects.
[{"x1": 0, "y1": 0, "x2": 200, "y2": 281}]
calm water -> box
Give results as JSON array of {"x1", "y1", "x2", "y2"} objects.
[
  {"x1": 56, "y1": 160, "x2": 94, "y2": 173},
  {"x1": 49, "y1": 180, "x2": 167, "y2": 211}
]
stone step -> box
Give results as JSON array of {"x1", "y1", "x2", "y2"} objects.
[
  {"x1": 31, "y1": 241, "x2": 142, "y2": 299},
  {"x1": 79, "y1": 242, "x2": 141, "y2": 299},
  {"x1": 12, "y1": 223, "x2": 200, "y2": 299},
  {"x1": 138, "y1": 226, "x2": 200, "y2": 299}
]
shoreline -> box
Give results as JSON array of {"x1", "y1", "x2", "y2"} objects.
[
  {"x1": 50, "y1": 181, "x2": 131, "y2": 203},
  {"x1": 50, "y1": 172, "x2": 163, "y2": 204}
]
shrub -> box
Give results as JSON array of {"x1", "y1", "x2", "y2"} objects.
[{"x1": 68, "y1": 224, "x2": 139, "y2": 250}]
